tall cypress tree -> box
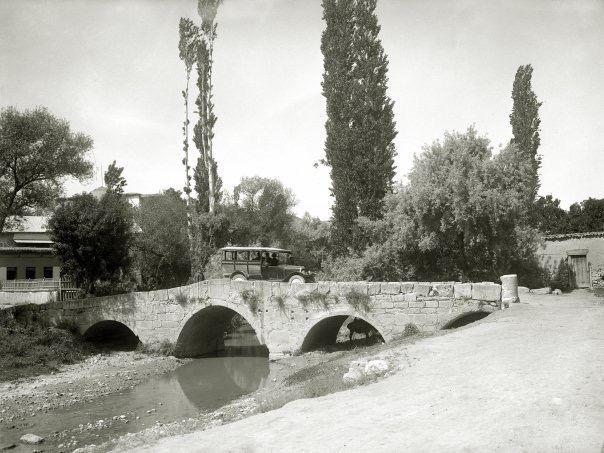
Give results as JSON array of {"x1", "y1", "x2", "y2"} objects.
[
  {"x1": 510, "y1": 64, "x2": 542, "y2": 204},
  {"x1": 321, "y1": 0, "x2": 397, "y2": 254}
]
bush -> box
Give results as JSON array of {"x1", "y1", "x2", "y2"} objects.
[
  {"x1": 240, "y1": 289, "x2": 260, "y2": 313},
  {"x1": 297, "y1": 291, "x2": 329, "y2": 310},
  {"x1": 550, "y1": 259, "x2": 573, "y2": 292},
  {"x1": 345, "y1": 289, "x2": 372, "y2": 312}
]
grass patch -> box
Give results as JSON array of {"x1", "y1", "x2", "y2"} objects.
[
  {"x1": 0, "y1": 312, "x2": 97, "y2": 382},
  {"x1": 136, "y1": 339, "x2": 177, "y2": 356},
  {"x1": 345, "y1": 289, "x2": 372, "y2": 312},
  {"x1": 175, "y1": 292, "x2": 189, "y2": 306},
  {"x1": 240, "y1": 289, "x2": 260, "y2": 314},
  {"x1": 402, "y1": 322, "x2": 420, "y2": 337},
  {"x1": 297, "y1": 290, "x2": 329, "y2": 310}
]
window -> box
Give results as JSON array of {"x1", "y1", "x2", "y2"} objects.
[
  {"x1": 6, "y1": 267, "x2": 17, "y2": 280},
  {"x1": 43, "y1": 267, "x2": 53, "y2": 279},
  {"x1": 25, "y1": 267, "x2": 36, "y2": 279}
]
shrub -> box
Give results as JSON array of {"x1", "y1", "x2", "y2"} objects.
[
  {"x1": 345, "y1": 289, "x2": 371, "y2": 312},
  {"x1": 550, "y1": 259, "x2": 573, "y2": 292},
  {"x1": 175, "y1": 292, "x2": 189, "y2": 305},
  {"x1": 240, "y1": 289, "x2": 260, "y2": 313},
  {"x1": 136, "y1": 339, "x2": 176, "y2": 356},
  {"x1": 297, "y1": 291, "x2": 329, "y2": 310},
  {"x1": 402, "y1": 323, "x2": 420, "y2": 337},
  {"x1": 274, "y1": 295, "x2": 287, "y2": 312}
]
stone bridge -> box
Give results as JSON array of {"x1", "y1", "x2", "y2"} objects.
[{"x1": 7, "y1": 279, "x2": 513, "y2": 359}]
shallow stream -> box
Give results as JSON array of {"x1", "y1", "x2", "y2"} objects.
[{"x1": 0, "y1": 330, "x2": 272, "y2": 452}]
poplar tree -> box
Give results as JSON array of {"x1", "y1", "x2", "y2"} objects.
[
  {"x1": 178, "y1": 18, "x2": 200, "y2": 211},
  {"x1": 321, "y1": 0, "x2": 397, "y2": 254},
  {"x1": 510, "y1": 64, "x2": 542, "y2": 204},
  {"x1": 193, "y1": 0, "x2": 222, "y2": 214}
]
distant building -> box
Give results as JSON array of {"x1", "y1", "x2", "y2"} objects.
[
  {"x1": 0, "y1": 216, "x2": 61, "y2": 282},
  {"x1": 538, "y1": 232, "x2": 604, "y2": 288}
]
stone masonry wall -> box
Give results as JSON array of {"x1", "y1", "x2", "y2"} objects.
[{"x1": 3, "y1": 279, "x2": 503, "y2": 359}]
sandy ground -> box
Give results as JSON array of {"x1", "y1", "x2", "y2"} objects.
[{"x1": 127, "y1": 291, "x2": 604, "y2": 453}]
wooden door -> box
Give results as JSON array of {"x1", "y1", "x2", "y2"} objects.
[{"x1": 569, "y1": 255, "x2": 589, "y2": 288}]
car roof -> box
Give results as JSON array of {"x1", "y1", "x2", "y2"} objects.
[{"x1": 219, "y1": 246, "x2": 291, "y2": 253}]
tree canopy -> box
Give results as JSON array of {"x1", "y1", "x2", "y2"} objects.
[
  {"x1": 0, "y1": 106, "x2": 93, "y2": 232},
  {"x1": 325, "y1": 128, "x2": 541, "y2": 283},
  {"x1": 48, "y1": 192, "x2": 134, "y2": 295},
  {"x1": 134, "y1": 189, "x2": 191, "y2": 289}
]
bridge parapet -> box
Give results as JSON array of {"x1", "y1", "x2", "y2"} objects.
[{"x1": 3, "y1": 279, "x2": 507, "y2": 359}]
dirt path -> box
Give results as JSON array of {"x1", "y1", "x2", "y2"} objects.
[{"x1": 128, "y1": 291, "x2": 604, "y2": 452}]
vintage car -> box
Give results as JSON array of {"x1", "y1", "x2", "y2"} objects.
[{"x1": 219, "y1": 246, "x2": 314, "y2": 283}]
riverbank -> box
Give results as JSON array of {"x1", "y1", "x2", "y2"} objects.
[{"x1": 112, "y1": 291, "x2": 604, "y2": 452}]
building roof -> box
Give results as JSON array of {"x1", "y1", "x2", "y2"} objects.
[
  {"x1": 4, "y1": 216, "x2": 48, "y2": 233},
  {"x1": 0, "y1": 246, "x2": 54, "y2": 254},
  {"x1": 544, "y1": 231, "x2": 604, "y2": 241},
  {"x1": 219, "y1": 246, "x2": 292, "y2": 253}
]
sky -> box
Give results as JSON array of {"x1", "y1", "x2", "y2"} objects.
[{"x1": 1, "y1": 0, "x2": 603, "y2": 220}]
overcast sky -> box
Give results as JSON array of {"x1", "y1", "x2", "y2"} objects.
[{"x1": 1, "y1": 0, "x2": 603, "y2": 220}]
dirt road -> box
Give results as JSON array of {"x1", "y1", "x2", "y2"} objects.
[{"x1": 129, "y1": 291, "x2": 604, "y2": 452}]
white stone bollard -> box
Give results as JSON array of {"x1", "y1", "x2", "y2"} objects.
[{"x1": 500, "y1": 274, "x2": 519, "y2": 307}]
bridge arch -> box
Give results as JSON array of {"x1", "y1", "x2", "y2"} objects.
[
  {"x1": 441, "y1": 310, "x2": 491, "y2": 330},
  {"x1": 176, "y1": 303, "x2": 263, "y2": 358},
  {"x1": 296, "y1": 310, "x2": 389, "y2": 353},
  {"x1": 82, "y1": 319, "x2": 140, "y2": 350}
]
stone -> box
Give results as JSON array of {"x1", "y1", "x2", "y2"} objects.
[
  {"x1": 415, "y1": 282, "x2": 432, "y2": 297},
  {"x1": 400, "y1": 282, "x2": 416, "y2": 294},
  {"x1": 431, "y1": 282, "x2": 454, "y2": 297},
  {"x1": 518, "y1": 286, "x2": 530, "y2": 294},
  {"x1": 531, "y1": 287, "x2": 552, "y2": 295},
  {"x1": 365, "y1": 359, "x2": 389, "y2": 374},
  {"x1": 19, "y1": 434, "x2": 43, "y2": 445},
  {"x1": 471, "y1": 283, "x2": 501, "y2": 302},
  {"x1": 381, "y1": 282, "x2": 401, "y2": 295},
  {"x1": 343, "y1": 368, "x2": 363, "y2": 383},
  {"x1": 552, "y1": 289, "x2": 562, "y2": 295},
  {"x1": 454, "y1": 283, "x2": 472, "y2": 299}
]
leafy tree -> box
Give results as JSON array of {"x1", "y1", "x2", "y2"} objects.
[
  {"x1": 48, "y1": 192, "x2": 134, "y2": 295},
  {"x1": 134, "y1": 189, "x2": 191, "y2": 289},
  {"x1": 191, "y1": 211, "x2": 229, "y2": 280},
  {"x1": 321, "y1": 0, "x2": 397, "y2": 254},
  {"x1": 510, "y1": 64, "x2": 542, "y2": 203},
  {"x1": 530, "y1": 195, "x2": 568, "y2": 234},
  {"x1": 330, "y1": 128, "x2": 542, "y2": 283},
  {"x1": 567, "y1": 198, "x2": 604, "y2": 233},
  {"x1": 226, "y1": 176, "x2": 297, "y2": 247},
  {"x1": 103, "y1": 160, "x2": 127, "y2": 194},
  {"x1": 0, "y1": 106, "x2": 93, "y2": 233},
  {"x1": 193, "y1": 0, "x2": 223, "y2": 215},
  {"x1": 289, "y1": 213, "x2": 331, "y2": 270}
]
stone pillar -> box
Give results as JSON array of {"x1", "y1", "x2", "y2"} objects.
[{"x1": 500, "y1": 274, "x2": 519, "y2": 307}]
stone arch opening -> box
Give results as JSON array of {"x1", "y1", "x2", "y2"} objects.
[
  {"x1": 83, "y1": 320, "x2": 140, "y2": 351},
  {"x1": 300, "y1": 315, "x2": 384, "y2": 352},
  {"x1": 176, "y1": 306, "x2": 267, "y2": 358},
  {"x1": 442, "y1": 311, "x2": 491, "y2": 330}
]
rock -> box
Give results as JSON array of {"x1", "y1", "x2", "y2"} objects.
[
  {"x1": 365, "y1": 359, "x2": 389, "y2": 375},
  {"x1": 19, "y1": 434, "x2": 43, "y2": 445},
  {"x1": 343, "y1": 368, "x2": 363, "y2": 383},
  {"x1": 518, "y1": 286, "x2": 530, "y2": 294},
  {"x1": 552, "y1": 289, "x2": 562, "y2": 295},
  {"x1": 530, "y1": 287, "x2": 552, "y2": 295}
]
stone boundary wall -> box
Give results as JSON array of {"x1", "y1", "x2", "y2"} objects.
[{"x1": 0, "y1": 290, "x2": 57, "y2": 307}]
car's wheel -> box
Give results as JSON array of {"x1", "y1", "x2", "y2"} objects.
[
  {"x1": 288, "y1": 275, "x2": 305, "y2": 284},
  {"x1": 231, "y1": 274, "x2": 247, "y2": 281}
]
